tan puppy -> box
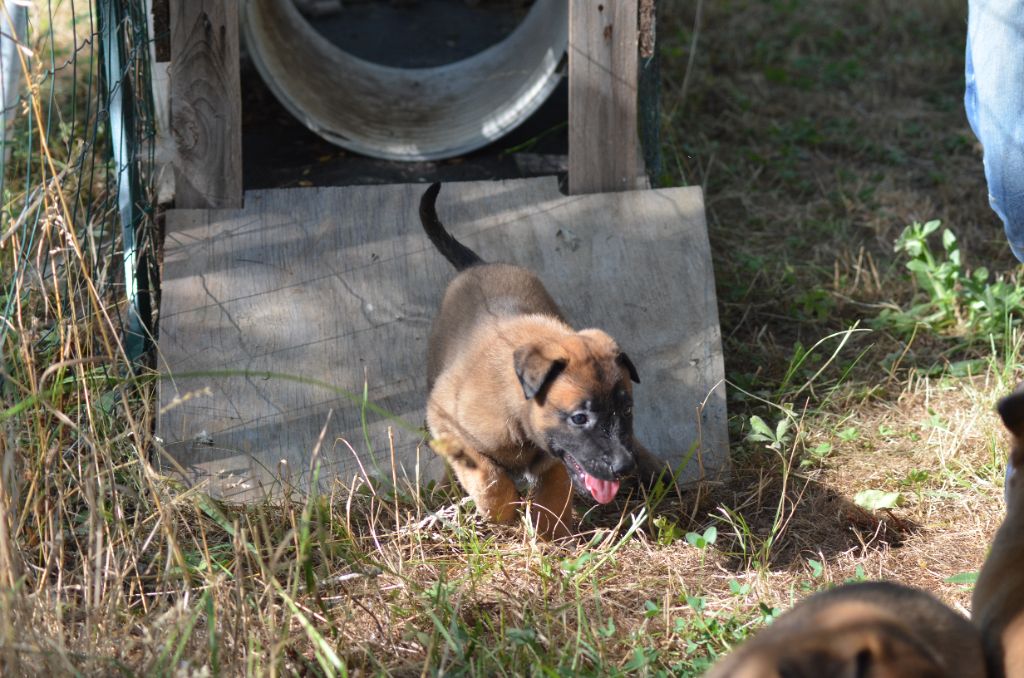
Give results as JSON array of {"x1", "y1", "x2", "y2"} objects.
[
  {"x1": 419, "y1": 182, "x2": 670, "y2": 539},
  {"x1": 705, "y1": 581, "x2": 986, "y2": 678},
  {"x1": 972, "y1": 387, "x2": 1024, "y2": 678}
]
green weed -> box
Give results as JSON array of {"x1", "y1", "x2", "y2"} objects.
[
  {"x1": 877, "y1": 220, "x2": 1024, "y2": 340},
  {"x1": 745, "y1": 415, "x2": 793, "y2": 453}
]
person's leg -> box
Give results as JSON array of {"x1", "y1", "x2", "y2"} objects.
[{"x1": 966, "y1": 0, "x2": 1024, "y2": 262}]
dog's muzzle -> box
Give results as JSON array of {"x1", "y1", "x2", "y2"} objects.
[
  {"x1": 561, "y1": 451, "x2": 619, "y2": 503},
  {"x1": 549, "y1": 420, "x2": 637, "y2": 504},
  {"x1": 557, "y1": 446, "x2": 637, "y2": 504}
]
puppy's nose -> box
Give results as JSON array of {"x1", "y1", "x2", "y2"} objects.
[{"x1": 611, "y1": 454, "x2": 636, "y2": 477}]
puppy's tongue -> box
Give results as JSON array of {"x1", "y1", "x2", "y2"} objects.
[{"x1": 583, "y1": 472, "x2": 620, "y2": 504}]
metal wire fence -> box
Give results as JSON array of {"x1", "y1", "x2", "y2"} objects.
[
  {"x1": 0, "y1": 5, "x2": 165, "y2": 670},
  {"x1": 1, "y1": 0, "x2": 157, "y2": 376}
]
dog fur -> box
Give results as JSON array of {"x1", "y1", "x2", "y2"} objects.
[
  {"x1": 705, "y1": 387, "x2": 1024, "y2": 678},
  {"x1": 705, "y1": 581, "x2": 986, "y2": 678},
  {"x1": 419, "y1": 182, "x2": 670, "y2": 539},
  {"x1": 972, "y1": 387, "x2": 1024, "y2": 678}
]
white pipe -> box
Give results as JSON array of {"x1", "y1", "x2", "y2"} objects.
[
  {"x1": 241, "y1": 0, "x2": 567, "y2": 161},
  {"x1": 0, "y1": 2, "x2": 27, "y2": 172}
]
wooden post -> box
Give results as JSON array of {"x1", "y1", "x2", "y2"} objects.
[
  {"x1": 169, "y1": 0, "x2": 242, "y2": 208},
  {"x1": 568, "y1": 0, "x2": 646, "y2": 195}
]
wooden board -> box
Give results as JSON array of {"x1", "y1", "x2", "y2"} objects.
[
  {"x1": 568, "y1": 0, "x2": 646, "y2": 195},
  {"x1": 169, "y1": 0, "x2": 242, "y2": 208},
  {"x1": 158, "y1": 178, "x2": 727, "y2": 500}
]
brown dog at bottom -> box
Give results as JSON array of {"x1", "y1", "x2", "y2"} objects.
[
  {"x1": 706, "y1": 388, "x2": 1024, "y2": 677},
  {"x1": 973, "y1": 387, "x2": 1024, "y2": 678},
  {"x1": 703, "y1": 580, "x2": 986, "y2": 678},
  {"x1": 419, "y1": 182, "x2": 671, "y2": 540}
]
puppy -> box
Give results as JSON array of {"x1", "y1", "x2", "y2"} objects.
[
  {"x1": 705, "y1": 581, "x2": 986, "y2": 678},
  {"x1": 419, "y1": 182, "x2": 670, "y2": 539},
  {"x1": 972, "y1": 387, "x2": 1024, "y2": 678}
]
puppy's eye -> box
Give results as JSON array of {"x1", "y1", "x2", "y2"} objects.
[{"x1": 569, "y1": 412, "x2": 590, "y2": 427}]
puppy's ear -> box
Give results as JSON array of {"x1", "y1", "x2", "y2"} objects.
[
  {"x1": 998, "y1": 388, "x2": 1024, "y2": 474},
  {"x1": 707, "y1": 604, "x2": 955, "y2": 678},
  {"x1": 513, "y1": 345, "x2": 566, "y2": 401},
  {"x1": 705, "y1": 625, "x2": 944, "y2": 678},
  {"x1": 998, "y1": 388, "x2": 1024, "y2": 439},
  {"x1": 617, "y1": 352, "x2": 640, "y2": 384},
  {"x1": 823, "y1": 624, "x2": 946, "y2": 678}
]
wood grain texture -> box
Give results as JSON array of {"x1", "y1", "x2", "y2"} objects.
[
  {"x1": 158, "y1": 178, "x2": 727, "y2": 500},
  {"x1": 169, "y1": 0, "x2": 241, "y2": 208},
  {"x1": 568, "y1": 0, "x2": 646, "y2": 195}
]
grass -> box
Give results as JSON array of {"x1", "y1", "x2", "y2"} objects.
[{"x1": 2, "y1": 0, "x2": 1023, "y2": 675}]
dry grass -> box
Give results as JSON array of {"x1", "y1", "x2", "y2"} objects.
[{"x1": 1, "y1": 0, "x2": 1021, "y2": 676}]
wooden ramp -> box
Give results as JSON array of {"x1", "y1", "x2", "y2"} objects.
[{"x1": 158, "y1": 177, "x2": 728, "y2": 500}]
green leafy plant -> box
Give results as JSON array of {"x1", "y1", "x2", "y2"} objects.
[
  {"x1": 901, "y1": 469, "x2": 930, "y2": 504},
  {"x1": 729, "y1": 579, "x2": 752, "y2": 597},
  {"x1": 800, "y1": 558, "x2": 827, "y2": 591},
  {"x1": 836, "y1": 426, "x2": 859, "y2": 442},
  {"x1": 686, "y1": 526, "x2": 719, "y2": 550},
  {"x1": 945, "y1": 571, "x2": 979, "y2": 588},
  {"x1": 800, "y1": 442, "x2": 834, "y2": 468},
  {"x1": 853, "y1": 489, "x2": 903, "y2": 511},
  {"x1": 654, "y1": 515, "x2": 685, "y2": 545},
  {"x1": 686, "y1": 525, "x2": 719, "y2": 570},
  {"x1": 795, "y1": 286, "x2": 836, "y2": 321},
  {"x1": 877, "y1": 220, "x2": 1024, "y2": 338},
  {"x1": 845, "y1": 565, "x2": 869, "y2": 584},
  {"x1": 746, "y1": 415, "x2": 793, "y2": 452}
]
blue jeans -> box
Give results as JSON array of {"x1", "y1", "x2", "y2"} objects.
[{"x1": 965, "y1": 0, "x2": 1024, "y2": 262}]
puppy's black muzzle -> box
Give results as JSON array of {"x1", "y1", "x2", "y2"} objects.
[{"x1": 549, "y1": 420, "x2": 638, "y2": 501}]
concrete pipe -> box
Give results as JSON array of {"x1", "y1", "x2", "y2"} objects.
[{"x1": 241, "y1": 0, "x2": 568, "y2": 161}]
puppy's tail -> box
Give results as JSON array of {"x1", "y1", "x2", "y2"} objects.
[{"x1": 419, "y1": 182, "x2": 484, "y2": 271}]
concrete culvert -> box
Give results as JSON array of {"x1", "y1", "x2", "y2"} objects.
[{"x1": 241, "y1": 0, "x2": 568, "y2": 161}]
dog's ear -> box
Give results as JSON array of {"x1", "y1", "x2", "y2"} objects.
[
  {"x1": 617, "y1": 352, "x2": 640, "y2": 384},
  {"x1": 998, "y1": 387, "x2": 1024, "y2": 472},
  {"x1": 736, "y1": 625, "x2": 945, "y2": 678},
  {"x1": 823, "y1": 625, "x2": 946, "y2": 678},
  {"x1": 513, "y1": 345, "x2": 567, "y2": 401},
  {"x1": 998, "y1": 388, "x2": 1024, "y2": 439}
]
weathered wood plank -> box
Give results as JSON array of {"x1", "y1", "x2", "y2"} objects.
[
  {"x1": 169, "y1": 0, "x2": 242, "y2": 208},
  {"x1": 158, "y1": 178, "x2": 727, "y2": 500},
  {"x1": 568, "y1": 0, "x2": 646, "y2": 195}
]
